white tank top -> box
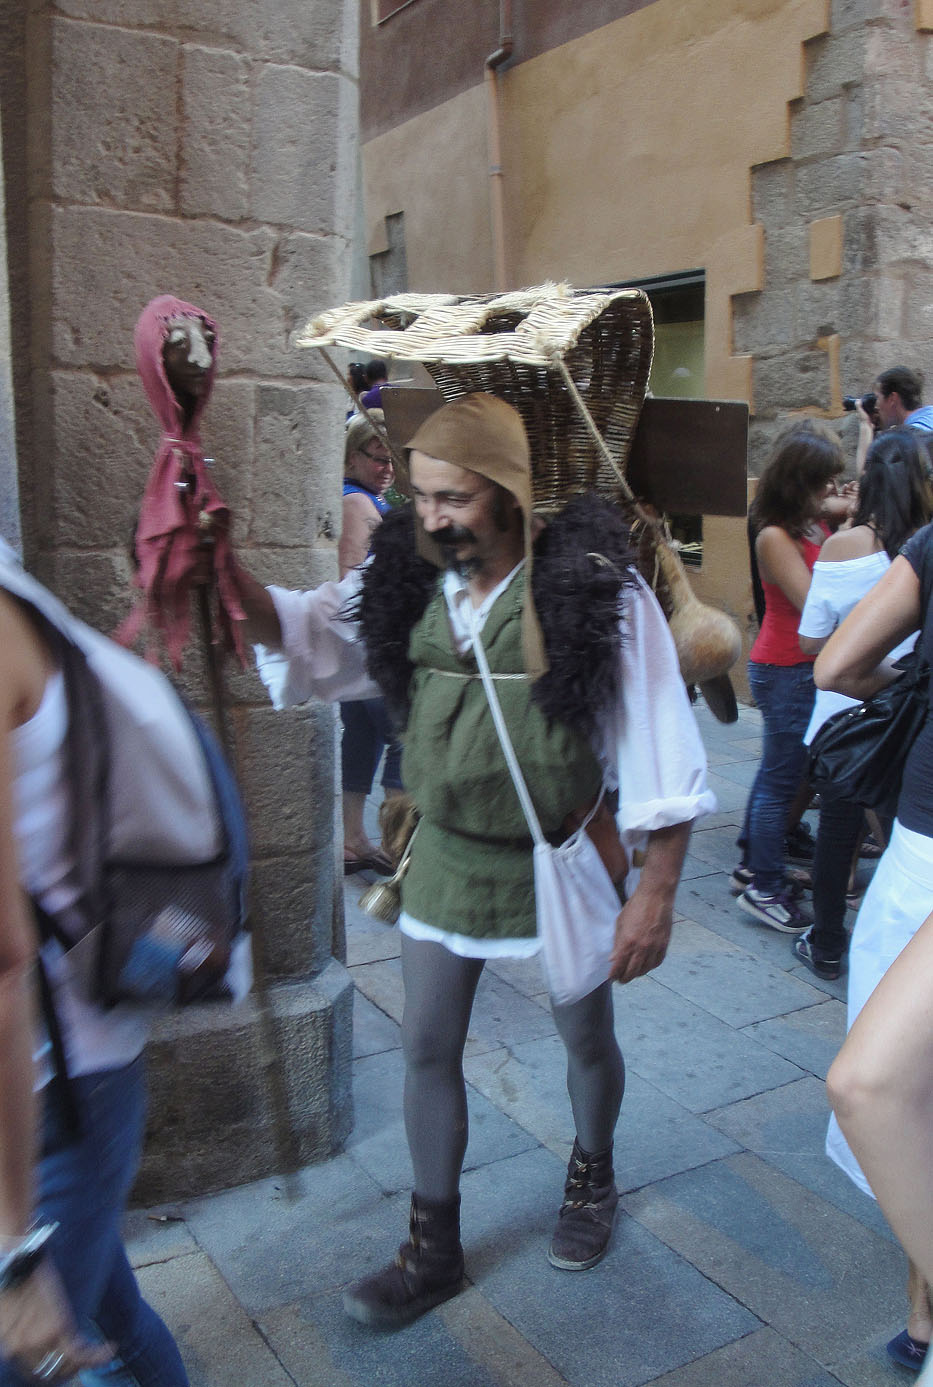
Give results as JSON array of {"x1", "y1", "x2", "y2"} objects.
[{"x1": 12, "y1": 671, "x2": 150, "y2": 1079}]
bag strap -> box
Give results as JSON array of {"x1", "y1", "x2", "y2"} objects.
[{"x1": 469, "y1": 606, "x2": 604, "y2": 848}]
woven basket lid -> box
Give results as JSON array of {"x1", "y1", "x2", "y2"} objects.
[{"x1": 296, "y1": 282, "x2": 654, "y2": 514}]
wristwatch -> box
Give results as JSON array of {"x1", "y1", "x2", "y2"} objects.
[{"x1": 0, "y1": 1223, "x2": 58, "y2": 1292}]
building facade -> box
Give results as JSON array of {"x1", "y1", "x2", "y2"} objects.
[{"x1": 360, "y1": 0, "x2": 933, "y2": 644}]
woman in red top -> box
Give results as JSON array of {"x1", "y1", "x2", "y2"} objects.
[{"x1": 736, "y1": 421, "x2": 845, "y2": 933}]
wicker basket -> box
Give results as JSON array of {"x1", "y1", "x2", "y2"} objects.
[{"x1": 297, "y1": 283, "x2": 654, "y2": 515}]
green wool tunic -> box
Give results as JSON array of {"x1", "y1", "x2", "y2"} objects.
[{"x1": 400, "y1": 571, "x2": 602, "y2": 939}]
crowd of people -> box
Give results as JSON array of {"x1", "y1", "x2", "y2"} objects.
[
  {"x1": 738, "y1": 363, "x2": 933, "y2": 1375},
  {"x1": 3, "y1": 317, "x2": 933, "y2": 1380}
]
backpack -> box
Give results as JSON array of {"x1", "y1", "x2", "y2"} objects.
[{"x1": 0, "y1": 553, "x2": 250, "y2": 1008}]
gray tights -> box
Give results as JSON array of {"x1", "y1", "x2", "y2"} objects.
[{"x1": 400, "y1": 934, "x2": 625, "y2": 1203}]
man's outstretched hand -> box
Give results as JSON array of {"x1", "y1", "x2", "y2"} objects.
[{"x1": 608, "y1": 821, "x2": 692, "y2": 984}]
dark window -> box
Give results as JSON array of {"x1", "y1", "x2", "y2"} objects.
[{"x1": 614, "y1": 271, "x2": 706, "y2": 565}]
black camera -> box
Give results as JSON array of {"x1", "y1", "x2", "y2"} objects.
[{"x1": 843, "y1": 392, "x2": 877, "y2": 415}]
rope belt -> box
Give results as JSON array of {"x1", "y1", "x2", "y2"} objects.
[{"x1": 428, "y1": 668, "x2": 528, "y2": 681}]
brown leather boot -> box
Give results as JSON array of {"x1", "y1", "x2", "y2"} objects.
[
  {"x1": 342, "y1": 1193, "x2": 464, "y2": 1328},
  {"x1": 548, "y1": 1138, "x2": 619, "y2": 1270}
]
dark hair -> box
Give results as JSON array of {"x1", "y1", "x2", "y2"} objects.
[
  {"x1": 365, "y1": 358, "x2": 388, "y2": 385},
  {"x1": 876, "y1": 366, "x2": 923, "y2": 413},
  {"x1": 853, "y1": 428, "x2": 933, "y2": 557},
  {"x1": 750, "y1": 420, "x2": 845, "y2": 537},
  {"x1": 348, "y1": 362, "x2": 367, "y2": 394}
]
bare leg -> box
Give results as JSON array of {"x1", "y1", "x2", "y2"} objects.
[
  {"x1": 827, "y1": 911, "x2": 933, "y2": 1308},
  {"x1": 342, "y1": 790, "x2": 376, "y2": 861}
]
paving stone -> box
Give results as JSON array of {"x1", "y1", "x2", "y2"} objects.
[
  {"x1": 703, "y1": 769, "x2": 754, "y2": 814},
  {"x1": 182, "y1": 1159, "x2": 404, "y2": 1314},
  {"x1": 353, "y1": 955, "x2": 557, "y2": 1053},
  {"x1": 684, "y1": 824, "x2": 749, "y2": 874},
  {"x1": 124, "y1": 1206, "x2": 198, "y2": 1268},
  {"x1": 465, "y1": 1148, "x2": 759, "y2": 1387},
  {"x1": 704, "y1": 1077, "x2": 893, "y2": 1239},
  {"x1": 642, "y1": 1325, "x2": 840, "y2": 1386},
  {"x1": 614, "y1": 975, "x2": 805, "y2": 1113},
  {"x1": 623, "y1": 1152, "x2": 904, "y2": 1371},
  {"x1": 484, "y1": 951, "x2": 551, "y2": 1001},
  {"x1": 653, "y1": 920, "x2": 824, "y2": 1027},
  {"x1": 348, "y1": 1047, "x2": 538, "y2": 1195},
  {"x1": 741, "y1": 998, "x2": 847, "y2": 1079},
  {"x1": 352, "y1": 989, "x2": 400, "y2": 1059},
  {"x1": 257, "y1": 1288, "x2": 503, "y2": 1387},
  {"x1": 135, "y1": 1251, "x2": 295, "y2": 1387},
  {"x1": 709, "y1": 759, "x2": 761, "y2": 790},
  {"x1": 676, "y1": 873, "x2": 819, "y2": 973}
]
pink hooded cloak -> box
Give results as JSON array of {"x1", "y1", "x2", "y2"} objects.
[{"x1": 120, "y1": 294, "x2": 245, "y2": 669}]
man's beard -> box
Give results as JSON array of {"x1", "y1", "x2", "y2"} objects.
[{"x1": 433, "y1": 526, "x2": 480, "y2": 577}]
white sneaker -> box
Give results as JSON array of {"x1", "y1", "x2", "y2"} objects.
[{"x1": 738, "y1": 886, "x2": 809, "y2": 933}]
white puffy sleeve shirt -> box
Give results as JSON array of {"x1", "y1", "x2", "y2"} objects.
[{"x1": 254, "y1": 565, "x2": 716, "y2": 841}]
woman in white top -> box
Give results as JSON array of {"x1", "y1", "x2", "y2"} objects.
[{"x1": 796, "y1": 431, "x2": 933, "y2": 981}]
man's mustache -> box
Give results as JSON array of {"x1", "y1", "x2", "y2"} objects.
[{"x1": 432, "y1": 526, "x2": 476, "y2": 548}]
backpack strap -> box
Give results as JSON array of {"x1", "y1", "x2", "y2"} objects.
[{"x1": 32, "y1": 903, "x2": 82, "y2": 1143}]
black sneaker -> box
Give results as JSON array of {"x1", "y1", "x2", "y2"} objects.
[
  {"x1": 730, "y1": 865, "x2": 808, "y2": 899},
  {"x1": 738, "y1": 886, "x2": 810, "y2": 933},
  {"x1": 793, "y1": 930, "x2": 843, "y2": 981},
  {"x1": 784, "y1": 823, "x2": 815, "y2": 861}
]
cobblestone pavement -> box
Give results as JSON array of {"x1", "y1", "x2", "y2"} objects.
[{"x1": 126, "y1": 701, "x2": 911, "y2": 1387}]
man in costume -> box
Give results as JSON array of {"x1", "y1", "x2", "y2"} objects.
[{"x1": 234, "y1": 393, "x2": 714, "y2": 1328}]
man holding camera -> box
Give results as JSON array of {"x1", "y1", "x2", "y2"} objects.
[{"x1": 854, "y1": 366, "x2": 933, "y2": 472}]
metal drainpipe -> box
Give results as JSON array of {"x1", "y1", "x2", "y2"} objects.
[{"x1": 485, "y1": 0, "x2": 513, "y2": 291}]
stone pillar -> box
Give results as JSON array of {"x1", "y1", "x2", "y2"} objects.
[
  {"x1": 2, "y1": 0, "x2": 360, "y2": 1199},
  {"x1": 734, "y1": 0, "x2": 933, "y2": 469},
  {"x1": 0, "y1": 120, "x2": 20, "y2": 554}
]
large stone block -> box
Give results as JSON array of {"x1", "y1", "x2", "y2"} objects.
[
  {"x1": 754, "y1": 350, "x2": 831, "y2": 413},
  {"x1": 274, "y1": 232, "x2": 349, "y2": 346},
  {"x1": 135, "y1": 960, "x2": 354, "y2": 1201},
  {"x1": 36, "y1": 546, "x2": 135, "y2": 634},
  {"x1": 47, "y1": 206, "x2": 333, "y2": 380},
  {"x1": 180, "y1": 45, "x2": 251, "y2": 221},
  {"x1": 805, "y1": 30, "x2": 865, "y2": 102},
  {"x1": 49, "y1": 17, "x2": 177, "y2": 211},
  {"x1": 763, "y1": 225, "x2": 809, "y2": 287},
  {"x1": 235, "y1": 701, "x2": 337, "y2": 857},
  {"x1": 790, "y1": 96, "x2": 845, "y2": 161},
  {"x1": 54, "y1": 0, "x2": 357, "y2": 75},
  {"x1": 751, "y1": 159, "x2": 796, "y2": 231},
  {"x1": 795, "y1": 152, "x2": 865, "y2": 215},
  {"x1": 44, "y1": 370, "x2": 152, "y2": 549},
  {"x1": 793, "y1": 277, "x2": 843, "y2": 341},
  {"x1": 250, "y1": 67, "x2": 355, "y2": 239},
  {"x1": 250, "y1": 843, "x2": 338, "y2": 981},
  {"x1": 844, "y1": 204, "x2": 933, "y2": 272},
  {"x1": 250, "y1": 383, "x2": 343, "y2": 547},
  {"x1": 732, "y1": 289, "x2": 794, "y2": 356}
]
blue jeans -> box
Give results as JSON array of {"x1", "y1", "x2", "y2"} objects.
[
  {"x1": 340, "y1": 697, "x2": 403, "y2": 795},
  {"x1": 742, "y1": 662, "x2": 815, "y2": 893},
  {"x1": 0, "y1": 1059, "x2": 188, "y2": 1386}
]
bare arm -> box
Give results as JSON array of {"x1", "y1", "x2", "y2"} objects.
[
  {"x1": 756, "y1": 527, "x2": 814, "y2": 612},
  {"x1": 338, "y1": 493, "x2": 380, "y2": 578},
  {"x1": 854, "y1": 400, "x2": 875, "y2": 476},
  {"x1": 814, "y1": 554, "x2": 921, "y2": 699},
  {"x1": 609, "y1": 821, "x2": 691, "y2": 984},
  {"x1": 230, "y1": 562, "x2": 282, "y2": 649}
]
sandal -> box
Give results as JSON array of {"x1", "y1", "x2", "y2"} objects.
[{"x1": 343, "y1": 851, "x2": 394, "y2": 876}]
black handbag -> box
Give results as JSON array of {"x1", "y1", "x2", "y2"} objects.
[{"x1": 808, "y1": 651, "x2": 930, "y2": 808}]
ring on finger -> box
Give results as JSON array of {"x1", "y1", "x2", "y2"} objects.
[{"x1": 34, "y1": 1350, "x2": 65, "y2": 1380}]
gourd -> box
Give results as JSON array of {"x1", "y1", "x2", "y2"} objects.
[{"x1": 653, "y1": 537, "x2": 743, "y2": 686}]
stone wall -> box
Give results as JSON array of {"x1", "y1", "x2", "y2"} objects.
[
  {"x1": 734, "y1": 0, "x2": 933, "y2": 474},
  {"x1": 1, "y1": 0, "x2": 360, "y2": 1198}
]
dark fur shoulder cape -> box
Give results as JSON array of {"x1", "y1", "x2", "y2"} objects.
[{"x1": 354, "y1": 493, "x2": 637, "y2": 733}]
